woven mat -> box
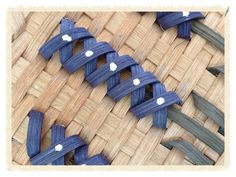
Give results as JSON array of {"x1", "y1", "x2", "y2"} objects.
[{"x1": 11, "y1": 11, "x2": 225, "y2": 166}]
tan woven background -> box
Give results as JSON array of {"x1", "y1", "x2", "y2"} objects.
[{"x1": 11, "y1": 11, "x2": 225, "y2": 166}]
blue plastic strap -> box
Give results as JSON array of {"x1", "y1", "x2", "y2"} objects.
[
  {"x1": 83, "y1": 38, "x2": 98, "y2": 77},
  {"x1": 26, "y1": 110, "x2": 44, "y2": 158},
  {"x1": 178, "y1": 21, "x2": 191, "y2": 39},
  {"x1": 86, "y1": 55, "x2": 138, "y2": 87},
  {"x1": 157, "y1": 12, "x2": 203, "y2": 30},
  {"x1": 51, "y1": 125, "x2": 65, "y2": 165},
  {"x1": 152, "y1": 83, "x2": 168, "y2": 128},
  {"x1": 106, "y1": 52, "x2": 120, "y2": 91},
  {"x1": 39, "y1": 28, "x2": 92, "y2": 60},
  {"x1": 131, "y1": 91, "x2": 181, "y2": 118},
  {"x1": 63, "y1": 41, "x2": 114, "y2": 74},
  {"x1": 107, "y1": 72, "x2": 159, "y2": 101},
  {"x1": 31, "y1": 135, "x2": 86, "y2": 165},
  {"x1": 59, "y1": 18, "x2": 75, "y2": 64},
  {"x1": 156, "y1": 12, "x2": 204, "y2": 39},
  {"x1": 130, "y1": 65, "x2": 146, "y2": 107},
  {"x1": 74, "y1": 145, "x2": 109, "y2": 165}
]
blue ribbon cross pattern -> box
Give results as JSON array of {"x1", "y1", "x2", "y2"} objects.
[
  {"x1": 26, "y1": 110, "x2": 109, "y2": 165},
  {"x1": 39, "y1": 18, "x2": 182, "y2": 129}
]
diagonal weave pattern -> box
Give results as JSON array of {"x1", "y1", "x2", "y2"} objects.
[{"x1": 11, "y1": 11, "x2": 225, "y2": 165}]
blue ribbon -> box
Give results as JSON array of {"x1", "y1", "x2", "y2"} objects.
[{"x1": 156, "y1": 12, "x2": 204, "y2": 39}]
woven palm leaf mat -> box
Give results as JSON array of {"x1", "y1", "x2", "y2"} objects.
[{"x1": 11, "y1": 11, "x2": 226, "y2": 166}]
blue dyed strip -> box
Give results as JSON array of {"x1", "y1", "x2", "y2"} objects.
[
  {"x1": 26, "y1": 110, "x2": 44, "y2": 158},
  {"x1": 59, "y1": 18, "x2": 75, "y2": 64},
  {"x1": 39, "y1": 28, "x2": 92, "y2": 60},
  {"x1": 178, "y1": 21, "x2": 191, "y2": 39},
  {"x1": 83, "y1": 38, "x2": 98, "y2": 77},
  {"x1": 131, "y1": 91, "x2": 182, "y2": 118},
  {"x1": 152, "y1": 83, "x2": 168, "y2": 128},
  {"x1": 156, "y1": 12, "x2": 204, "y2": 39},
  {"x1": 106, "y1": 52, "x2": 120, "y2": 91},
  {"x1": 63, "y1": 41, "x2": 114, "y2": 74},
  {"x1": 74, "y1": 145, "x2": 109, "y2": 165},
  {"x1": 51, "y1": 125, "x2": 65, "y2": 165},
  {"x1": 31, "y1": 135, "x2": 86, "y2": 165},
  {"x1": 86, "y1": 55, "x2": 137, "y2": 87},
  {"x1": 107, "y1": 72, "x2": 158, "y2": 101}
]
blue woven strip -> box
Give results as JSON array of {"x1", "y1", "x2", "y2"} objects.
[
  {"x1": 59, "y1": 18, "x2": 75, "y2": 64},
  {"x1": 26, "y1": 110, "x2": 109, "y2": 165},
  {"x1": 86, "y1": 55, "x2": 137, "y2": 87},
  {"x1": 178, "y1": 21, "x2": 191, "y2": 39},
  {"x1": 152, "y1": 83, "x2": 168, "y2": 128},
  {"x1": 156, "y1": 12, "x2": 204, "y2": 39},
  {"x1": 26, "y1": 110, "x2": 44, "y2": 158},
  {"x1": 63, "y1": 42, "x2": 114, "y2": 74},
  {"x1": 39, "y1": 18, "x2": 182, "y2": 128},
  {"x1": 106, "y1": 52, "x2": 120, "y2": 91},
  {"x1": 130, "y1": 67, "x2": 146, "y2": 107},
  {"x1": 51, "y1": 125, "x2": 65, "y2": 165},
  {"x1": 74, "y1": 145, "x2": 109, "y2": 165},
  {"x1": 39, "y1": 28, "x2": 92, "y2": 60},
  {"x1": 131, "y1": 91, "x2": 182, "y2": 118},
  {"x1": 84, "y1": 38, "x2": 98, "y2": 77},
  {"x1": 107, "y1": 72, "x2": 158, "y2": 101},
  {"x1": 31, "y1": 135, "x2": 85, "y2": 165}
]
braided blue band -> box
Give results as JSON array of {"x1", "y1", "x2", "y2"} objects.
[{"x1": 39, "y1": 18, "x2": 182, "y2": 129}]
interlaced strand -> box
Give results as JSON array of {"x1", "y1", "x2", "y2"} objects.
[
  {"x1": 27, "y1": 110, "x2": 109, "y2": 165},
  {"x1": 39, "y1": 18, "x2": 182, "y2": 129},
  {"x1": 156, "y1": 12, "x2": 204, "y2": 39}
]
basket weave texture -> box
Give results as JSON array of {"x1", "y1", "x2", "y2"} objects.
[{"x1": 11, "y1": 11, "x2": 225, "y2": 165}]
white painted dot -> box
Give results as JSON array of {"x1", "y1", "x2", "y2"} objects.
[
  {"x1": 182, "y1": 11, "x2": 190, "y2": 17},
  {"x1": 133, "y1": 78, "x2": 140, "y2": 86},
  {"x1": 156, "y1": 97, "x2": 165, "y2": 105},
  {"x1": 62, "y1": 34, "x2": 72, "y2": 42},
  {"x1": 85, "y1": 50, "x2": 94, "y2": 57},
  {"x1": 109, "y1": 62, "x2": 117, "y2": 71},
  {"x1": 34, "y1": 85, "x2": 38, "y2": 89},
  {"x1": 54, "y1": 144, "x2": 63, "y2": 151}
]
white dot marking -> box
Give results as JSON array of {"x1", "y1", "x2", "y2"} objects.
[
  {"x1": 156, "y1": 97, "x2": 165, "y2": 105},
  {"x1": 133, "y1": 78, "x2": 140, "y2": 86},
  {"x1": 182, "y1": 11, "x2": 190, "y2": 17},
  {"x1": 62, "y1": 34, "x2": 72, "y2": 42},
  {"x1": 109, "y1": 62, "x2": 117, "y2": 71},
  {"x1": 85, "y1": 50, "x2": 94, "y2": 57},
  {"x1": 55, "y1": 144, "x2": 63, "y2": 151}
]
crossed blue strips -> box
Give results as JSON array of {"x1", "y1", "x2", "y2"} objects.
[
  {"x1": 156, "y1": 12, "x2": 204, "y2": 39},
  {"x1": 26, "y1": 110, "x2": 109, "y2": 165},
  {"x1": 39, "y1": 18, "x2": 181, "y2": 129}
]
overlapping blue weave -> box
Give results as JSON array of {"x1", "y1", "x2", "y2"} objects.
[
  {"x1": 39, "y1": 18, "x2": 182, "y2": 129},
  {"x1": 156, "y1": 12, "x2": 204, "y2": 39},
  {"x1": 27, "y1": 110, "x2": 109, "y2": 165}
]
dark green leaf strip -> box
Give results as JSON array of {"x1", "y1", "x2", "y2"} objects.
[
  {"x1": 207, "y1": 65, "x2": 224, "y2": 75},
  {"x1": 192, "y1": 91, "x2": 224, "y2": 128},
  {"x1": 191, "y1": 21, "x2": 224, "y2": 53},
  {"x1": 163, "y1": 139, "x2": 214, "y2": 165},
  {"x1": 167, "y1": 107, "x2": 224, "y2": 154}
]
